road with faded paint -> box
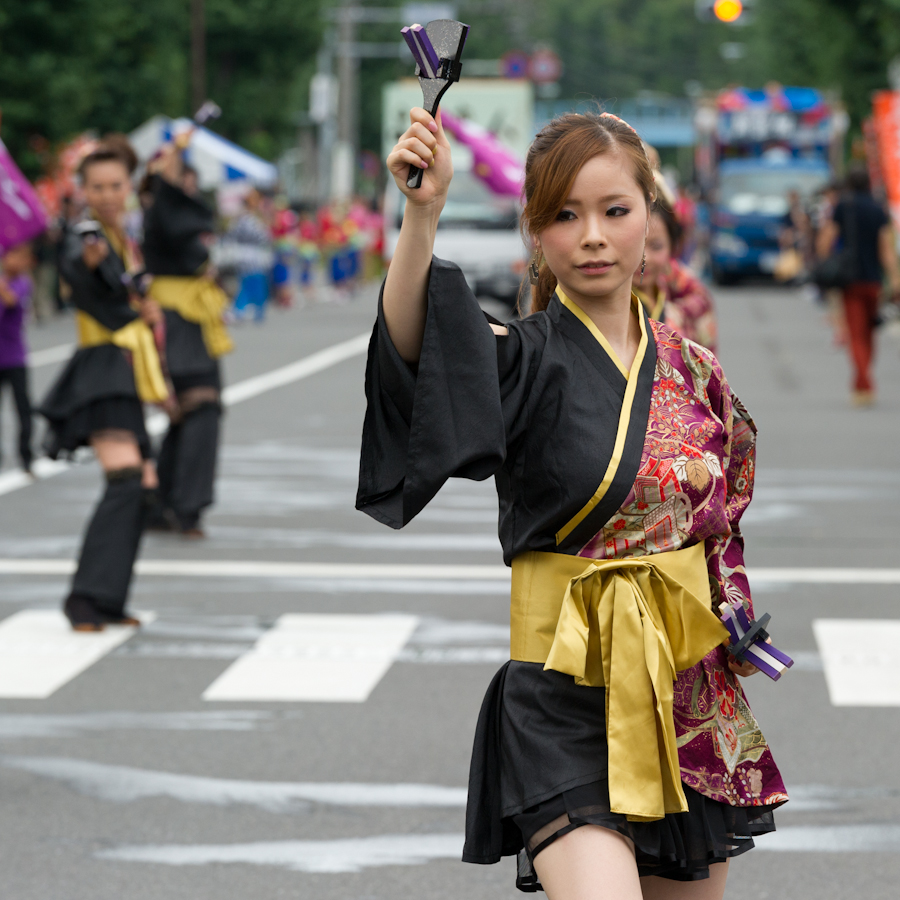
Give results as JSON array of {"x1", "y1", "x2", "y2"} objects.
[{"x1": 1, "y1": 280, "x2": 899, "y2": 899}]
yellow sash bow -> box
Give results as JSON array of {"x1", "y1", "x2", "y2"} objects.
[
  {"x1": 149, "y1": 276, "x2": 234, "y2": 359},
  {"x1": 510, "y1": 543, "x2": 728, "y2": 822},
  {"x1": 76, "y1": 311, "x2": 169, "y2": 404}
]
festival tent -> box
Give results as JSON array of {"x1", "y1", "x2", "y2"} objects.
[{"x1": 129, "y1": 116, "x2": 278, "y2": 190}]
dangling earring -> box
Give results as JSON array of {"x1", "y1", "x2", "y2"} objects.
[
  {"x1": 529, "y1": 250, "x2": 541, "y2": 285},
  {"x1": 640, "y1": 253, "x2": 646, "y2": 285}
]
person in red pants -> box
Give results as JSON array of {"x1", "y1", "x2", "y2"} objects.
[{"x1": 818, "y1": 165, "x2": 900, "y2": 406}]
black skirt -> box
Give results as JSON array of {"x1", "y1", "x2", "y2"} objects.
[
  {"x1": 463, "y1": 661, "x2": 777, "y2": 893},
  {"x1": 43, "y1": 395, "x2": 150, "y2": 460}
]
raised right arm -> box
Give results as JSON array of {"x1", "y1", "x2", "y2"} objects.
[{"x1": 383, "y1": 108, "x2": 451, "y2": 363}]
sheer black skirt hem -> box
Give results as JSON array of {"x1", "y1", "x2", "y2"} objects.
[{"x1": 511, "y1": 779, "x2": 777, "y2": 893}]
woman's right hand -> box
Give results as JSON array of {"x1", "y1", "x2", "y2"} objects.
[{"x1": 386, "y1": 107, "x2": 453, "y2": 208}]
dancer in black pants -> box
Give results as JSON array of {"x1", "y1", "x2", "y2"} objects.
[
  {"x1": 39, "y1": 137, "x2": 169, "y2": 630},
  {"x1": 143, "y1": 148, "x2": 233, "y2": 537}
]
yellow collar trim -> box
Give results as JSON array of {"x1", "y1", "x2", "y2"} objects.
[
  {"x1": 554, "y1": 290, "x2": 650, "y2": 546},
  {"x1": 556, "y1": 288, "x2": 645, "y2": 378}
]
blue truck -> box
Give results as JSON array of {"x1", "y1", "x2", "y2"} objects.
[{"x1": 696, "y1": 86, "x2": 846, "y2": 284}]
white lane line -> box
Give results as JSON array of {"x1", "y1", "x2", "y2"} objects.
[
  {"x1": 29, "y1": 343, "x2": 75, "y2": 368},
  {"x1": 202, "y1": 613, "x2": 418, "y2": 702},
  {"x1": 145, "y1": 331, "x2": 370, "y2": 436},
  {"x1": 0, "y1": 710, "x2": 270, "y2": 739},
  {"x1": 1, "y1": 332, "x2": 370, "y2": 488},
  {"x1": 96, "y1": 833, "x2": 466, "y2": 873},
  {"x1": 93, "y1": 824, "x2": 900, "y2": 871},
  {"x1": 0, "y1": 457, "x2": 70, "y2": 499},
  {"x1": 1, "y1": 756, "x2": 467, "y2": 811},
  {"x1": 1, "y1": 559, "x2": 900, "y2": 585},
  {"x1": 0, "y1": 610, "x2": 154, "y2": 699},
  {"x1": 813, "y1": 619, "x2": 900, "y2": 706},
  {"x1": 759, "y1": 823, "x2": 900, "y2": 852}
]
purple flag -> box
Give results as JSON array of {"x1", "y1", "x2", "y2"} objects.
[{"x1": 0, "y1": 139, "x2": 48, "y2": 252}]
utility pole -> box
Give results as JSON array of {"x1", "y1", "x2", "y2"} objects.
[
  {"x1": 191, "y1": 0, "x2": 207, "y2": 112},
  {"x1": 333, "y1": 0, "x2": 359, "y2": 201}
]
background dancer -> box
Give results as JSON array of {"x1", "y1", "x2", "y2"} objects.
[
  {"x1": 142, "y1": 144, "x2": 233, "y2": 538},
  {"x1": 39, "y1": 136, "x2": 169, "y2": 631},
  {"x1": 359, "y1": 106, "x2": 787, "y2": 898},
  {"x1": 633, "y1": 198, "x2": 718, "y2": 353}
]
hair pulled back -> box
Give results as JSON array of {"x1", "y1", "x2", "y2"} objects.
[
  {"x1": 521, "y1": 112, "x2": 656, "y2": 313},
  {"x1": 78, "y1": 133, "x2": 139, "y2": 183}
]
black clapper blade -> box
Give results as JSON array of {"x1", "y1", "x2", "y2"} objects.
[{"x1": 405, "y1": 19, "x2": 469, "y2": 189}]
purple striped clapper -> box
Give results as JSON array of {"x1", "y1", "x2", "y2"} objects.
[
  {"x1": 401, "y1": 24, "x2": 441, "y2": 79},
  {"x1": 719, "y1": 599, "x2": 794, "y2": 681}
]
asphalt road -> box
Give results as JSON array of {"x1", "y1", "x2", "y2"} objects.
[{"x1": 0, "y1": 280, "x2": 899, "y2": 900}]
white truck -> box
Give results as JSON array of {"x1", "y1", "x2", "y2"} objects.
[{"x1": 382, "y1": 78, "x2": 532, "y2": 307}]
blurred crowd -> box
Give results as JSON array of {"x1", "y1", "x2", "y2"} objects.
[{"x1": 18, "y1": 184, "x2": 385, "y2": 330}]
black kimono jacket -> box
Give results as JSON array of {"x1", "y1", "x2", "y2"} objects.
[
  {"x1": 357, "y1": 257, "x2": 656, "y2": 560},
  {"x1": 39, "y1": 232, "x2": 144, "y2": 435},
  {"x1": 142, "y1": 175, "x2": 220, "y2": 390}
]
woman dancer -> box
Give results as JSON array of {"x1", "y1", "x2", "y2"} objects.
[
  {"x1": 632, "y1": 199, "x2": 718, "y2": 353},
  {"x1": 142, "y1": 145, "x2": 232, "y2": 537},
  {"x1": 40, "y1": 136, "x2": 169, "y2": 631},
  {"x1": 358, "y1": 108, "x2": 787, "y2": 898}
]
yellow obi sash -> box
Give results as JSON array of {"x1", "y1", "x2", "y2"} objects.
[
  {"x1": 148, "y1": 276, "x2": 234, "y2": 359},
  {"x1": 510, "y1": 542, "x2": 728, "y2": 822},
  {"x1": 76, "y1": 311, "x2": 169, "y2": 404}
]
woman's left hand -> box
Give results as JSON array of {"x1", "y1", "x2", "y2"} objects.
[{"x1": 727, "y1": 655, "x2": 759, "y2": 677}]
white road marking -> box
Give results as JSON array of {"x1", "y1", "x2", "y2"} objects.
[
  {"x1": 202, "y1": 613, "x2": 418, "y2": 702},
  {"x1": 1, "y1": 332, "x2": 370, "y2": 490},
  {"x1": 145, "y1": 331, "x2": 370, "y2": 436},
  {"x1": 29, "y1": 343, "x2": 75, "y2": 368},
  {"x1": 0, "y1": 457, "x2": 70, "y2": 499},
  {"x1": 2, "y1": 755, "x2": 467, "y2": 811},
  {"x1": 1, "y1": 559, "x2": 899, "y2": 585},
  {"x1": 96, "y1": 823, "x2": 900, "y2": 871},
  {"x1": 813, "y1": 619, "x2": 900, "y2": 706},
  {"x1": 0, "y1": 711, "x2": 271, "y2": 739},
  {"x1": 758, "y1": 823, "x2": 900, "y2": 852},
  {"x1": 0, "y1": 610, "x2": 154, "y2": 699},
  {"x1": 96, "y1": 833, "x2": 466, "y2": 873}
]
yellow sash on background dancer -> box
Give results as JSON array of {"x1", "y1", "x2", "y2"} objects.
[
  {"x1": 76, "y1": 311, "x2": 169, "y2": 404},
  {"x1": 510, "y1": 542, "x2": 728, "y2": 823},
  {"x1": 148, "y1": 276, "x2": 234, "y2": 359}
]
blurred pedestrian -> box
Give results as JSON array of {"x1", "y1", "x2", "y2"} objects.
[
  {"x1": 632, "y1": 199, "x2": 718, "y2": 353},
  {"x1": 229, "y1": 189, "x2": 273, "y2": 322},
  {"x1": 817, "y1": 164, "x2": 900, "y2": 406},
  {"x1": 142, "y1": 144, "x2": 233, "y2": 538},
  {"x1": 0, "y1": 241, "x2": 35, "y2": 473},
  {"x1": 39, "y1": 136, "x2": 169, "y2": 631}
]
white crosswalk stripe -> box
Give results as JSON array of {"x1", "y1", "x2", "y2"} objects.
[
  {"x1": 202, "y1": 613, "x2": 419, "y2": 702},
  {"x1": 0, "y1": 610, "x2": 154, "y2": 698}
]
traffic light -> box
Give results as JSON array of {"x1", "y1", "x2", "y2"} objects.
[
  {"x1": 714, "y1": 0, "x2": 742, "y2": 21},
  {"x1": 695, "y1": 0, "x2": 753, "y2": 22}
]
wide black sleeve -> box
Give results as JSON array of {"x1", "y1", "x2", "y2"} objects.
[
  {"x1": 356, "y1": 256, "x2": 533, "y2": 529},
  {"x1": 142, "y1": 174, "x2": 214, "y2": 275}
]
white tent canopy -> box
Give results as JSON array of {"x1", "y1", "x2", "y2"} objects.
[{"x1": 129, "y1": 116, "x2": 278, "y2": 190}]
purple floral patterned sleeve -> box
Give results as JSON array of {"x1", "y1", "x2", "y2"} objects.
[{"x1": 577, "y1": 320, "x2": 788, "y2": 811}]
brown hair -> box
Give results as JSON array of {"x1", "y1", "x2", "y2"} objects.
[
  {"x1": 78, "y1": 133, "x2": 139, "y2": 182},
  {"x1": 520, "y1": 112, "x2": 656, "y2": 314},
  {"x1": 652, "y1": 196, "x2": 683, "y2": 258}
]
